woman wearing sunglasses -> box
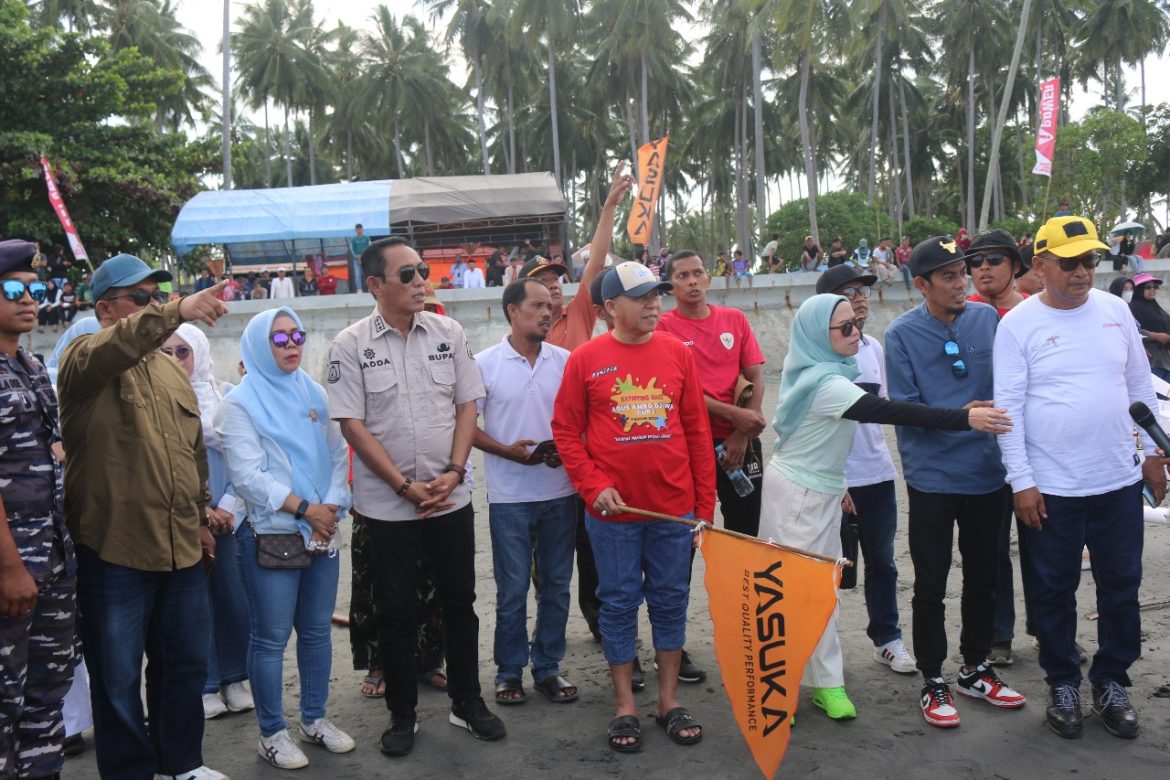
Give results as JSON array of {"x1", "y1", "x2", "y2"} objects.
[
  {"x1": 163, "y1": 324, "x2": 255, "y2": 721},
  {"x1": 215, "y1": 308, "x2": 354, "y2": 770},
  {"x1": 759, "y1": 293, "x2": 1012, "y2": 721}
]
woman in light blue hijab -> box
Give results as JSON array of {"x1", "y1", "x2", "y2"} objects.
[
  {"x1": 215, "y1": 307, "x2": 354, "y2": 769},
  {"x1": 759, "y1": 294, "x2": 1009, "y2": 722}
]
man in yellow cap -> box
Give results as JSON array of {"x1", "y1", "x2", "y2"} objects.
[{"x1": 993, "y1": 215, "x2": 1163, "y2": 740}]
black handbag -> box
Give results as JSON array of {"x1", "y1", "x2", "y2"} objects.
[{"x1": 254, "y1": 530, "x2": 311, "y2": 569}]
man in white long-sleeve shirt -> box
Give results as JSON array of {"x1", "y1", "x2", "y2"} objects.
[{"x1": 993, "y1": 215, "x2": 1165, "y2": 741}]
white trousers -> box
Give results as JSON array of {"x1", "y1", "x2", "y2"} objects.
[{"x1": 758, "y1": 464, "x2": 844, "y2": 689}]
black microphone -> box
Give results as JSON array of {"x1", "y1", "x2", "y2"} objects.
[{"x1": 1129, "y1": 401, "x2": 1170, "y2": 455}]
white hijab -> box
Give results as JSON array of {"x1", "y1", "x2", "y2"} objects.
[{"x1": 175, "y1": 323, "x2": 226, "y2": 452}]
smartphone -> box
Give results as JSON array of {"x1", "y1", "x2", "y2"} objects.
[
  {"x1": 1143, "y1": 484, "x2": 1160, "y2": 508},
  {"x1": 532, "y1": 440, "x2": 557, "y2": 458}
]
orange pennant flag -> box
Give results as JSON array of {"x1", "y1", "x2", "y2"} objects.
[
  {"x1": 626, "y1": 135, "x2": 669, "y2": 246},
  {"x1": 701, "y1": 530, "x2": 842, "y2": 779}
]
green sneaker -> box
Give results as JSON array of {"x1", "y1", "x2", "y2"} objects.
[{"x1": 812, "y1": 686, "x2": 857, "y2": 720}]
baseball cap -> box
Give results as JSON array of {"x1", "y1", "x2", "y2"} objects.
[
  {"x1": 91, "y1": 253, "x2": 173, "y2": 301},
  {"x1": 520, "y1": 255, "x2": 568, "y2": 279},
  {"x1": 963, "y1": 229, "x2": 1023, "y2": 269},
  {"x1": 600, "y1": 261, "x2": 672, "y2": 302},
  {"x1": 589, "y1": 266, "x2": 615, "y2": 304},
  {"x1": 0, "y1": 239, "x2": 39, "y2": 276},
  {"x1": 815, "y1": 264, "x2": 877, "y2": 294},
  {"x1": 1034, "y1": 216, "x2": 1109, "y2": 258},
  {"x1": 909, "y1": 236, "x2": 965, "y2": 278}
]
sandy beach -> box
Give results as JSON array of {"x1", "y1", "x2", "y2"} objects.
[{"x1": 64, "y1": 375, "x2": 1170, "y2": 779}]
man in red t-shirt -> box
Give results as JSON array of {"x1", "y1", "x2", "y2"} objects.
[
  {"x1": 894, "y1": 236, "x2": 913, "y2": 291},
  {"x1": 658, "y1": 251, "x2": 766, "y2": 537},
  {"x1": 552, "y1": 261, "x2": 714, "y2": 752}
]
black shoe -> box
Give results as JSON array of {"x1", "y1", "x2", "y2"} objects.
[
  {"x1": 1091, "y1": 682, "x2": 1139, "y2": 738},
  {"x1": 62, "y1": 734, "x2": 85, "y2": 758},
  {"x1": 380, "y1": 715, "x2": 418, "y2": 756},
  {"x1": 678, "y1": 650, "x2": 707, "y2": 684},
  {"x1": 631, "y1": 657, "x2": 646, "y2": 691},
  {"x1": 1046, "y1": 684, "x2": 1083, "y2": 739},
  {"x1": 450, "y1": 697, "x2": 506, "y2": 741}
]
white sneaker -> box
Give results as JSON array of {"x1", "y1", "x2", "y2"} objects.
[
  {"x1": 874, "y1": 638, "x2": 917, "y2": 674},
  {"x1": 299, "y1": 718, "x2": 356, "y2": 754},
  {"x1": 259, "y1": 729, "x2": 309, "y2": 769},
  {"x1": 157, "y1": 768, "x2": 230, "y2": 780},
  {"x1": 223, "y1": 681, "x2": 255, "y2": 712},
  {"x1": 202, "y1": 693, "x2": 228, "y2": 720}
]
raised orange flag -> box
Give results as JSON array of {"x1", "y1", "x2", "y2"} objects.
[
  {"x1": 701, "y1": 530, "x2": 842, "y2": 779},
  {"x1": 626, "y1": 135, "x2": 669, "y2": 246}
]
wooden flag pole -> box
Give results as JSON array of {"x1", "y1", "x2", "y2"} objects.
[{"x1": 614, "y1": 504, "x2": 850, "y2": 567}]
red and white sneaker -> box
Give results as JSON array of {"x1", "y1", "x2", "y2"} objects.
[
  {"x1": 921, "y1": 677, "x2": 961, "y2": 728},
  {"x1": 956, "y1": 662, "x2": 1027, "y2": 708}
]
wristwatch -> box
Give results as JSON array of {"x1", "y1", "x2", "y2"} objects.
[{"x1": 294, "y1": 499, "x2": 310, "y2": 520}]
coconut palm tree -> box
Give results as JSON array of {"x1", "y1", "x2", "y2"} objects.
[
  {"x1": 29, "y1": 0, "x2": 99, "y2": 30},
  {"x1": 508, "y1": 0, "x2": 580, "y2": 186},
  {"x1": 426, "y1": 0, "x2": 495, "y2": 174}
]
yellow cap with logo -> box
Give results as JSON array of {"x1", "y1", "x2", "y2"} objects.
[{"x1": 1034, "y1": 216, "x2": 1109, "y2": 258}]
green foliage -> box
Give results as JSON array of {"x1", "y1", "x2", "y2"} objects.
[
  {"x1": 765, "y1": 191, "x2": 893, "y2": 267},
  {"x1": 1048, "y1": 108, "x2": 1148, "y2": 228},
  {"x1": 0, "y1": 0, "x2": 213, "y2": 262},
  {"x1": 901, "y1": 215, "x2": 962, "y2": 245}
]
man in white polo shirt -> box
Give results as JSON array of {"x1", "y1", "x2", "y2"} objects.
[
  {"x1": 994, "y1": 215, "x2": 1164, "y2": 740},
  {"x1": 474, "y1": 278, "x2": 578, "y2": 707}
]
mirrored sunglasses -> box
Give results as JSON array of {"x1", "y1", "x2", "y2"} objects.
[
  {"x1": 2, "y1": 280, "x2": 48, "y2": 303},
  {"x1": 270, "y1": 330, "x2": 307, "y2": 349}
]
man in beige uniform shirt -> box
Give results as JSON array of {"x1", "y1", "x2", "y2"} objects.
[{"x1": 328, "y1": 237, "x2": 503, "y2": 758}]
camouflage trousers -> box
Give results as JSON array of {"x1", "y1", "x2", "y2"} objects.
[
  {"x1": 348, "y1": 512, "x2": 444, "y2": 673},
  {"x1": 0, "y1": 570, "x2": 77, "y2": 779}
]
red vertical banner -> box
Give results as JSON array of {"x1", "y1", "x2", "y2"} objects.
[
  {"x1": 40, "y1": 155, "x2": 91, "y2": 265},
  {"x1": 1032, "y1": 78, "x2": 1061, "y2": 177}
]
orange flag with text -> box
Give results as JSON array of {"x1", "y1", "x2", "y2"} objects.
[
  {"x1": 701, "y1": 530, "x2": 842, "y2": 779},
  {"x1": 626, "y1": 135, "x2": 669, "y2": 246}
]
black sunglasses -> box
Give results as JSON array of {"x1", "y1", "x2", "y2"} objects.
[
  {"x1": 944, "y1": 340, "x2": 968, "y2": 379},
  {"x1": 965, "y1": 252, "x2": 1009, "y2": 269},
  {"x1": 394, "y1": 263, "x2": 430, "y2": 284},
  {"x1": 161, "y1": 345, "x2": 192, "y2": 360},
  {"x1": 2, "y1": 280, "x2": 48, "y2": 303},
  {"x1": 270, "y1": 330, "x2": 307, "y2": 349},
  {"x1": 1055, "y1": 252, "x2": 1100, "y2": 272},
  {"x1": 840, "y1": 285, "x2": 871, "y2": 300},
  {"x1": 829, "y1": 316, "x2": 866, "y2": 337},
  {"x1": 106, "y1": 289, "x2": 169, "y2": 306}
]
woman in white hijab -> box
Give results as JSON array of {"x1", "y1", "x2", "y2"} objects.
[{"x1": 163, "y1": 323, "x2": 255, "y2": 720}]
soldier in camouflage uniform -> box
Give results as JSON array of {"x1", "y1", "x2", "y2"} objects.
[{"x1": 0, "y1": 239, "x2": 77, "y2": 779}]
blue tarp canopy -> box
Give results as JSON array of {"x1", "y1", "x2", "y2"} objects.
[{"x1": 170, "y1": 180, "x2": 392, "y2": 257}]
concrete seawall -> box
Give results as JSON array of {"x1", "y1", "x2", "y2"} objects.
[{"x1": 28, "y1": 262, "x2": 1168, "y2": 385}]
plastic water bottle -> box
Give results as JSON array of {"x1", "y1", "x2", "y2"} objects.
[{"x1": 715, "y1": 444, "x2": 754, "y2": 498}]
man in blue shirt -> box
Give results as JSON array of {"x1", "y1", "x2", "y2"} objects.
[{"x1": 885, "y1": 236, "x2": 1025, "y2": 729}]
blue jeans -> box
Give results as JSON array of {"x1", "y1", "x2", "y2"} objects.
[
  {"x1": 237, "y1": 531, "x2": 339, "y2": 737},
  {"x1": 489, "y1": 496, "x2": 576, "y2": 683},
  {"x1": 849, "y1": 481, "x2": 901, "y2": 646},
  {"x1": 204, "y1": 528, "x2": 250, "y2": 693},
  {"x1": 76, "y1": 545, "x2": 210, "y2": 779},
  {"x1": 585, "y1": 513, "x2": 693, "y2": 665},
  {"x1": 1019, "y1": 482, "x2": 1143, "y2": 688}
]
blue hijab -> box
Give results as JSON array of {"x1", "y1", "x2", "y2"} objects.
[
  {"x1": 47, "y1": 316, "x2": 100, "y2": 386},
  {"x1": 231, "y1": 307, "x2": 333, "y2": 505},
  {"x1": 773, "y1": 294, "x2": 861, "y2": 443}
]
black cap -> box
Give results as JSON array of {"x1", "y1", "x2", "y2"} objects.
[
  {"x1": 815, "y1": 264, "x2": 878, "y2": 294},
  {"x1": 0, "y1": 240, "x2": 40, "y2": 276},
  {"x1": 589, "y1": 266, "x2": 614, "y2": 304},
  {"x1": 963, "y1": 229, "x2": 1023, "y2": 270},
  {"x1": 909, "y1": 236, "x2": 965, "y2": 278},
  {"x1": 520, "y1": 255, "x2": 568, "y2": 279}
]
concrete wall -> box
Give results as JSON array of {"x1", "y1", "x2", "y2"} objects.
[{"x1": 28, "y1": 260, "x2": 1169, "y2": 385}]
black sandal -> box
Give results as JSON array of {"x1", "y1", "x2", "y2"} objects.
[
  {"x1": 607, "y1": 715, "x2": 642, "y2": 753},
  {"x1": 534, "y1": 674, "x2": 578, "y2": 703},
  {"x1": 494, "y1": 678, "x2": 527, "y2": 705},
  {"x1": 655, "y1": 706, "x2": 703, "y2": 745}
]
